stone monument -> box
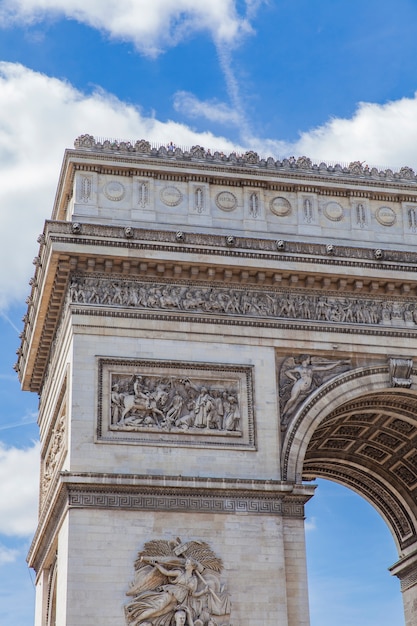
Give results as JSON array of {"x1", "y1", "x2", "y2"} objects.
[{"x1": 16, "y1": 136, "x2": 417, "y2": 625}]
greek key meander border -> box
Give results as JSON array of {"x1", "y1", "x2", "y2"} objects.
[
  {"x1": 400, "y1": 569, "x2": 417, "y2": 591},
  {"x1": 67, "y1": 487, "x2": 305, "y2": 517},
  {"x1": 97, "y1": 358, "x2": 256, "y2": 449}
]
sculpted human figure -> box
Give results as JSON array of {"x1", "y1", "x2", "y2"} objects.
[
  {"x1": 174, "y1": 608, "x2": 194, "y2": 626},
  {"x1": 133, "y1": 375, "x2": 151, "y2": 407},
  {"x1": 111, "y1": 383, "x2": 123, "y2": 424},
  {"x1": 221, "y1": 392, "x2": 231, "y2": 429},
  {"x1": 175, "y1": 399, "x2": 196, "y2": 429},
  {"x1": 283, "y1": 355, "x2": 350, "y2": 416},
  {"x1": 194, "y1": 387, "x2": 213, "y2": 428},
  {"x1": 126, "y1": 558, "x2": 206, "y2": 625},
  {"x1": 210, "y1": 390, "x2": 224, "y2": 429},
  {"x1": 125, "y1": 538, "x2": 231, "y2": 626},
  {"x1": 223, "y1": 396, "x2": 240, "y2": 431},
  {"x1": 165, "y1": 393, "x2": 184, "y2": 428}
]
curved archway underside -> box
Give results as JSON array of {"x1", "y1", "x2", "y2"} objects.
[{"x1": 303, "y1": 391, "x2": 417, "y2": 550}]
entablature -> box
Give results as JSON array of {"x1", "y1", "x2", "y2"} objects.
[
  {"x1": 27, "y1": 470, "x2": 314, "y2": 574},
  {"x1": 16, "y1": 220, "x2": 417, "y2": 393}
]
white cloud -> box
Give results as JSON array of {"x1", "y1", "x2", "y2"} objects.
[
  {"x1": 289, "y1": 96, "x2": 417, "y2": 169},
  {"x1": 0, "y1": 441, "x2": 40, "y2": 536},
  {"x1": 0, "y1": 544, "x2": 18, "y2": 565},
  {"x1": 173, "y1": 91, "x2": 242, "y2": 126},
  {"x1": 0, "y1": 62, "x2": 242, "y2": 311},
  {"x1": 2, "y1": 62, "x2": 417, "y2": 312},
  {"x1": 0, "y1": 0, "x2": 253, "y2": 55}
]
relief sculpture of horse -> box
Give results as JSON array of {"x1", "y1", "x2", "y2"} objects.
[{"x1": 117, "y1": 387, "x2": 167, "y2": 425}]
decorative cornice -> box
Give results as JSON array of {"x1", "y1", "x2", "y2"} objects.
[
  {"x1": 73, "y1": 135, "x2": 417, "y2": 188},
  {"x1": 43, "y1": 220, "x2": 417, "y2": 269},
  {"x1": 390, "y1": 548, "x2": 417, "y2": 589}
]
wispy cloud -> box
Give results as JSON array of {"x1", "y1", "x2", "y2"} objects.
[
  {"x1": 0, "y1": 311, "x2": 20, "y2": 333},
  {"x1": 214, "y1": 41, "x2": 252, "y2": 140},
  {"x1": 0, "y1": 412, "x2": 38, "y2": 432},
  {"x1": 173, "y1": 91, "x2": 242, "y2": 126}
]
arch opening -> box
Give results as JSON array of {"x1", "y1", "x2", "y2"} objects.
[
  {"x1": 302, "y1": 390, "x2": 417, "y2": 552},
  {"x1": 284, "y1": 376, "x2": 417, "y2": 626},
  {"x1": 305, "y1": 478, "x2": 404, "y2": 626}
]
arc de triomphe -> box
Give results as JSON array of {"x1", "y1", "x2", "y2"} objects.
[{"x1": 16, "y1": 136, "x2": 417, "y2": 626}]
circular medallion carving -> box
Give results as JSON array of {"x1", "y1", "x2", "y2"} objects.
[
  {"x1": 269, "y1": 196, "x2": 292, "y2": 216},
  {"x1": 215, "y1": 191, "x2": 238, "y2": 212},
  {"x1": 323, "y1": 201, "x2": 344, "y2": 222},
  {"x1": 104, "y1": 181, "x2": 125, "y2": 201},
  {"x1": 376, "y1": 206, "x2": 396, "y2": 226},
  {"x1": 160, "y1": 185, "x2": 183, "y2": 207}
]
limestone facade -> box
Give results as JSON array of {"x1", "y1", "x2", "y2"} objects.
[{"x1": 17, "y1": 136, "x2": 417, "y2": 626}]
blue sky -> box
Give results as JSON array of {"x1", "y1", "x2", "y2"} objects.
[{"x1": 0, "y1": 0, "x2": 415, "y2": 624}]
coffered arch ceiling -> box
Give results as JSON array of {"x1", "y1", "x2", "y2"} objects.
[{"x1": 302, "y1": 391, "x2": 417, "y2": 551}]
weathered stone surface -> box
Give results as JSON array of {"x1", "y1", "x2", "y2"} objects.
[{"x1": 23, "y1": 139, "x2": 417, "y2": 626}]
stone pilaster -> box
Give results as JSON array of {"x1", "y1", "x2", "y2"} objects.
[{"x1": 390, "y1": 546, "x2": 417, "y2": 626}]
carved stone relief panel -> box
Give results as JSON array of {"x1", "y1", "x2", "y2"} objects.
[
  {"x1": 243, "y1": 188, "x2": 264, "y2": 220},
  {"x1": 375, "y1": 205, "x2": 397, "y2": 227},
  {"x1": 350, "y1": 198, "x2": 369, "y2": 230},
  {"x1": 40, "y1": 390, "x2": 67, "y2": 506},
  {"x1": 103, "y1": 180, "x2": 126, "y2": 202},
  {"x1": 321, "y1": 200, "x2": 345, "y2": 223},
  {"x1": 211, "y1": 186, "x2": 242, "y2": 216},
  {"x1": 156, "y1": 181, "x2": 187, "y2": 213},
  {"x1": 298, "y1": 194, "x2": 317, "y2": 225},
  {"x1": 99, "y1": 174, "x2": 132, "y2": 209},
  {"x1": 215, "y1": 190, "x2": 238, "y2": 212},
  {"x1": 278, "y1": 355, "x2": 351, "y2": 426},
  {"x1": 125, "y1": 538, "x2": 232, "y2": 626},
  {"x1": 161, "y1": 185, "x2": 183, "y2": 207},
  {"x1": 97, "y1": 358, "x2": 256, "y2": 449},
  {"x1": 404, "y1": 204, "x2": 417, "y2": 233},
  {"x1": 134, "y1": 178, "x2": 151, "y2": 208},
  {"x1": 70, "y1": 275, "x2": 417, "y2": 330},
  {"x1": 269, "y1": 196, "x2": 292, "y2": 217},
  {"x1": 74, "y1": 171, "x2": 97, "y2": 205},
  {"x1": 189, "y1": 182, "x2": 210, "y2": 215}
]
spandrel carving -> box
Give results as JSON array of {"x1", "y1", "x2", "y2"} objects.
[
  {"x1": 125, "y1": 538, "x2": 232, "y2": 626},
  {"x1": 111, "y1": 374, "x2": 241, "y2": 435},
  {"x1": 279, "y1": 355, "x2": 351, "y2": 426}
]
